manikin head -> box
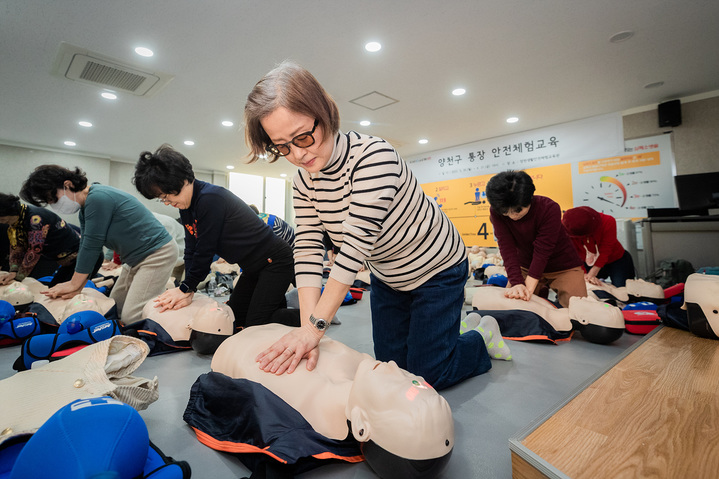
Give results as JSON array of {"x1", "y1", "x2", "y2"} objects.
[
  {"x1": 142, "y1": 294, "x2": 233, "y2": 353},
  {"x1": 568, "y1": 296, "x2": 625, "y2": 344},
  {"x1": 60, "y1": 293, "x2": 102, "y2": 323},
  {"x1": 625, "y1": 279, "x2": 664, "y2": 300},
  {"x1": 683, "y1": 273, "x2": 719, "y2": 340},
  {"x1": 0, "y1": 281, "x2": 34, "y2": 309},
  {"x1": 189, "y1": 301, "x2": 234, "y2": 354},
  {"x1": 346, "y1": 359, "x2": 454, "y2": 479}
]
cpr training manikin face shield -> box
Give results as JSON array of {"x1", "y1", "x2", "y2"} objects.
[
  {"x1": 683, "y1": 273, "x2": 719, "y2": 340},
  {"x1": 345, "y1": 359, "x2": 454, "y2": 479}
]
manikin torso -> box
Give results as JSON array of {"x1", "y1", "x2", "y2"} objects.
[
  {"x1": 210, "y1": 323, "x2": 455, "y2": 462},
  {"x1": 212, "y1": 324, "x2": 371, "y2": 440},
  {"x1": 471, "y1": 285, "x2": 624, "y2": 330}
]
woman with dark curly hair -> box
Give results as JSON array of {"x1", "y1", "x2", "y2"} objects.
[
  {"x1": 485, "y1": 170, "x2": 586, "y2": 307},
  {"x1": 0, "y1": 192, "x2": 102, "y2": 286},
  {"x1": 133, "y1": 144, "x2": 297, "y2": 330},
  {"x1": 19, "y1": 165, "x2": 177, "y2": 325}
]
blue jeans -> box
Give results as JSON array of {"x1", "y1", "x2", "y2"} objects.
[{"x1": 370, "y1": 260, "x2": 491, "y2": 390}]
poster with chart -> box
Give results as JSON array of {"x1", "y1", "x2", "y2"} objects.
[{"x1": 571, "y1": 135, "x2": 676, "y2": 218}]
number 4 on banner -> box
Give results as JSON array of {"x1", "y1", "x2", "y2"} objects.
[{"x1": 477, "y1": 223, "x2": 488, "y2": 240}]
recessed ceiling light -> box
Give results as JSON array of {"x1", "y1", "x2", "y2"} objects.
[
  {"x1": 360, "y1": 120, "x2": 371, "y2": 126},
  {"x1": 135, "y1": 46, "x2": 154, "y2": 57},
  {"x1": 644, "y1": 81, "x2": 664, "y2": 89},
  {"x1": 226, "y1": 165, "x2": 235, "y2": 170},
  {"x1": 365, "y1": 41, "x2": 382, "y2": 52},
  {"x1": 609, "y1": 31, "x2": 634, "y2": 43},
  {"x1": 506, "y1": 117, "x2": 519, "y2": 123},
  {"x1": 452, "y1": 88, "x2": 466, "y2": 96},
  {"x1": 222, "y1": 120, "x2": 234, "y2": 127},
  {"x1": 101, "y1": 92, "x2": 117, "y2": 100},
  {"x1": 184, "y1": 140, "x2": 195, "y2": 146},
  {"x1": 78, "y1": 121, "x2": 92, "y2": 127},
  {"x1": 419, "y1": 139, "x2": 428, "y2": 144},
  {"x1": 280, "y1": 173, "x2": 287, "y2": 178},
  {"x1": 64, "y1": 141, "x2": 76, "y2": 146}
]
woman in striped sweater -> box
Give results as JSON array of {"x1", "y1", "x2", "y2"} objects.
[{"x1": 244, "y1": 61, "x2": 505, "y2": 390}]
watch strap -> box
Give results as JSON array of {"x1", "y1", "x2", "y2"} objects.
[{"x1": 310, "y1": 313, "x2": 328, "y2": 331}]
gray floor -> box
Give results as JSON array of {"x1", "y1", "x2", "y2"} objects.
[{"x1": 0, "y1": 284, "x2": 643, "y2": 479}]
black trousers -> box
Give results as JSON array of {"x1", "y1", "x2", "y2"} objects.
[
  {"x1": 588, "y1": 249, "x2": 636, "y2": 287},
  {"x1": 227, "y1": 242, "x2": 299, "y2": 329}
]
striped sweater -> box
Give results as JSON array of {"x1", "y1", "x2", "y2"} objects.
[{"x1": 293, "y1": 131, "x2": 466, "y2": 291}]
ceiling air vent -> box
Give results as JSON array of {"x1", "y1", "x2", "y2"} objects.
[{"x1": 52, "y1": 42, "x2": 173, "y2": 97}]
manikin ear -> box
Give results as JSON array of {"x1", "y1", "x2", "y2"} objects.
[{"x1": 348, "y1": 406, "x2": 371, "y2": 443}]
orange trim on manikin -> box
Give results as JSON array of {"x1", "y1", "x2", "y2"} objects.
[
  {"x1": 191, "y1": 427, "x2": 365, "y2": 464},
  {"x1": 503, "y1": 331, "x2": 574, "y2": 344},
  {"x1": 312, "y1": 451, "x2": 364, "y2": 463}
]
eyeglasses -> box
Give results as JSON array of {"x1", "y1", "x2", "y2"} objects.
[
  {"x1": 265, "y1": 119, "x2": 318, "y2": 157},
  {"x1": 156, "y1": 194, "x2": 170, "y2": 204}
]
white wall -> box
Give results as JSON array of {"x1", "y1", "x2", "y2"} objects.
[
  {"x1": 0, "y1": 144, "x2": 111, "y2": 226},
  {"x1": 0, "y1": 145, "x2": 229, "y2": 224}
]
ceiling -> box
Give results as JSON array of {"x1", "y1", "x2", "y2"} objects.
[{"x1": 2, "y1": 0, "x2": 718, "y2": 180}]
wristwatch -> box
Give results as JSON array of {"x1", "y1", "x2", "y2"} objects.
[
  {"x1": 179, "y1": 282, "x2": 195, "y2": 294},
  {"x1": 309, "y1": 314, "x2": 329, "y2": 332}
]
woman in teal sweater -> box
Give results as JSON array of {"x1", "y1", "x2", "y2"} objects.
[{"x1": 19, "y1": 165, "x2": 177, "y2": 325}]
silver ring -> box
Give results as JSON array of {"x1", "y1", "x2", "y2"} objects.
[{"x1": 286, "y1": 348, "x2": 294, "y2": 355}]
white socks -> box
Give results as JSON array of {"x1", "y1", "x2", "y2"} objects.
[{"x1": 460, "y1": 312, "x2": 513, "y2": 361}]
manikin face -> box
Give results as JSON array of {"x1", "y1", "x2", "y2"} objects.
[
  {"x1": 260, "y1": 107, "x2": 334, "y2": 174},
  {"x1": 158, "y1": 180, "x2": 194, "y2": 210},
  {"x1": 504, "y1": 204, "x2": 531, "y2": 221},
  {"x1": 61, "y1": 293, "x2": 101, "y2": 321},
  {"x1": 568, "y1": 296, "x2": 624, "y2": 329},
  {"x1": 346, "y1": 359, "x2": 454, "y2": 460}
]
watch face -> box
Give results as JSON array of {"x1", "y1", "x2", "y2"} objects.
[{"x1": 315, "y1": 319, "x2": 328, "y2": 331}]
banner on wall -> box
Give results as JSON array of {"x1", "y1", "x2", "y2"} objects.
[
  {"x1": 407, "y1": 112, "x2": 624, "y2": 184},
  {"x1": 413, "y1": 115, "x2": 675, "y2": 247},
  {"x1": 422, "y1": 164, "x2": 574, "y2": 247}
]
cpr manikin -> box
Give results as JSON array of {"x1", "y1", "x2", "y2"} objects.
[
  {"x1": 210, "y1": 323, "x2": 454, "y2": 478},
  {"x1": 0, "y1": 277, "x2": 116, "y2": 325},
  {"x1": 586, "y1": 278, "x2": 665, "y2": 304},
  {"x1": 683, "y1": 273, "x2": 719, "y2": 340},
  {"x1": 141, "y1": 293, "x2": 234, "y2": 354},
  {"x1": 472, "y1": 285, "x2": 625, "y2": 344}
]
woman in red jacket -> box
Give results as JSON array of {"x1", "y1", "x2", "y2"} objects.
[{"x1": 562, "y1": 206, "x2": 635, "y2": 287}]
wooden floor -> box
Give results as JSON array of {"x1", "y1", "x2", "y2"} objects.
[{"x1": 510, "y1": 326, "x2": 719, "y2": 479}]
